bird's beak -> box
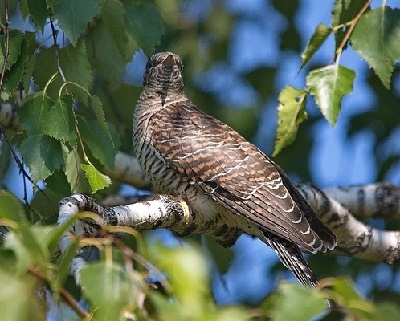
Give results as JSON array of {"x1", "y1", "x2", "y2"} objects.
[{"x1": 162, "y1": 54, "x2": 175, "y2": 67}]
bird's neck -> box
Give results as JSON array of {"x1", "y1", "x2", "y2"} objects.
[{"x1": 138, "y1": 88, "x2": 186, "y2": 109}]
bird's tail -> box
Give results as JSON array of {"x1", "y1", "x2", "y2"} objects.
[{"x1": 263, "y1": 231, "x2": 318, "y2": 287}]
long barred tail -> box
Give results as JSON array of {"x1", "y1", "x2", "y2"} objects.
[{"x1": 263, "y1": 231, "x2": 318, "y2": 287}]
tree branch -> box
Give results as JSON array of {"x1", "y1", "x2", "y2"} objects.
[
  {"x1": 296, "y1": 183, "x2": 400, "y2": 264},
  {"x1": 57, "y1": 181, "x2": 400, "y2": 285},
  {"x1": 323, "y1": 183, "x2": 400, "y2": 220}
]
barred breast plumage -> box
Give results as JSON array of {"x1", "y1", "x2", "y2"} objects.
[{"x1": 133, "y1": 52, "x2": 337, "y2": 286}]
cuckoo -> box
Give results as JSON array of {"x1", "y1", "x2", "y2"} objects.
[{"x1": 133, "y1": 52, "x2": 337, "y2": 287}]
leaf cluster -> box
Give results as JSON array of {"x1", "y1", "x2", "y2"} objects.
[
  {"x1": 1, "y1": 0, "x2": 164, "y2": 194},
  {"x1": 274, "y1": 1, "x2": 400, "y2": 155}
]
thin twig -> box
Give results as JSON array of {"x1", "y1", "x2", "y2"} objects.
[
  {"x1": 332, "y1": 0, "x2": 372, "y2": 63},
  {"x1": 28, "y1": 265, "x2": 90, "y2": 319},
  {"x1": 0, "y1": 126, "x2": 57, "y2": 214},
  {"x1": 49, "y1": 18, "x2": 67, "y2": 83},
  {"x1": 0, "y1": 0, "x2": 10, "y2": 96}
]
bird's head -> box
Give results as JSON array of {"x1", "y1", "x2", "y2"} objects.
[{"x1": 143, "y1": 52, "x2": 184, "y2": 95}]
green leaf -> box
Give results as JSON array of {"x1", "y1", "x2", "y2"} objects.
[
  {"x1": 19, "y1": 93, "x2": 53, "y2": 135},
  {"x1": 86, "y1": 0, "x2": 135, "y2": 83},
  {"x1": 306, "y1": 64, "x2": 355, "y2": 126},
  {"x1": 89, "y1": 95, "x2": 109, "y2": 137},
  {"x1": 33, "y1": 43, "x2": 92, "y2": 99},
  {"x1": 267, "y1": 283, "x2": 326, "y2": 321},
  {"x1": 2, "y1": 40, "x2": 25, "y2": 93},
  {"x1": 331, "y1": 0, "x2": 369, "y2": 26},
  {"x1": 0, "y1": 191, "x2": 26, "y2": 222},
  {"x1": 329, "y1": 277, "x2": 362, "y2": 301},
  {"x1": 0, "y1": 269, "x2": 45, "y2": 320},
  {"x1": 59, "y1": 41, "x2": 93, "y2": 94},
  {"x1": 42, "y1": 95, "x2": 76, "y2": 144},
  {"x1": 19, "y1": 135, "x2": 64, "y2": 183},
  {"x1": 1, "y1": 31, "x2": 35, "y2": 93},
  {"x1": 55, "y1": 239, "x2": 80, "y2": 292},
  {"x1": 80, "y1": 262, "x2": 132, "y2": 320},
  {"x1": 78, "y1": 118, "x2": 120, "y2": 169},
  {"x1": 81, "y1": 163, "x2": 111, "y2": 193},
  {"x1": 125, "y1": 2, "x2": 165, "y2": 56},
  {"x1": 53, "y1": 0, "x2": 102, "y2": 46},
  {"x1": 0, "y1": 29, "x2": 22, "y2": 69},
  {"x1": 5, "y1": 224, "x2": 49, "y2": 272},
  {"x1": 63, "y1": 146, "x2": 90, "y2": 193},
  {"x1": 375, "y1": 303, "x2": 400, "y2": 321},
  {"x1": 153, "y1": 245, "x2": 207, "y2": 303},
  {"x1": 351, "y1": 7, "x2": 400, "y2": 89},
  {"x1": 27, "y1": 0, "x2": 49, "y2": 29},
  {"x1": 331, "y1": 0, "x2": 370, "y2": 49},
  {"x1": 300, "y1": 24, "x2": 332, "y2": 70},
  {"x1": 273, "y1": 86, "x2": 307, "y2": 156},
  {"x1": 328, "y1": 278, "x2": 375, "y2": 318},
  {"x1": 32, "y1": 47, "x2": 60, "y2": 98}
]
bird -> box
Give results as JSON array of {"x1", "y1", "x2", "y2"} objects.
[{"x1": 133, "y1": 51, "x2": 337, "y2": 287}]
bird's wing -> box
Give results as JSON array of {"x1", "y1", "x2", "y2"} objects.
[{"x1": 149, "y1": 99, "x2": 336, "y2": 253}]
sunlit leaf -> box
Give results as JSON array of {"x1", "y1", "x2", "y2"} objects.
[
  {"x1": 307, "y1": 64, "x2": 355, "y2": 126},
  {"x1": 273, "y1": 86, "x2": 307, "y2": 156},
  {"x1": 300, "y1": 24, "x2": 332, "y2": 70},
  {"x1": 81, "y1": 163, "x2": 111, "y2": 193}
]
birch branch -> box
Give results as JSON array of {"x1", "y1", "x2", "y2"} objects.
[
  {"x1": 57, "y1": 193, "x2": 242, "y2": 281},
  {"x1": 323, "y1": 183, "x2": 400, "y2": 220},
  {"x1": 296, "y1": 183, "x2": 400, "y2": 264},
  {"x1": 58, "y1": 182, "x2": 400, "y2": 282}
]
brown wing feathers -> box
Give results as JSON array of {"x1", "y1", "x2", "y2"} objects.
[{"x1": 150, "y1": 99, "x2": 336, "y2": 253}]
